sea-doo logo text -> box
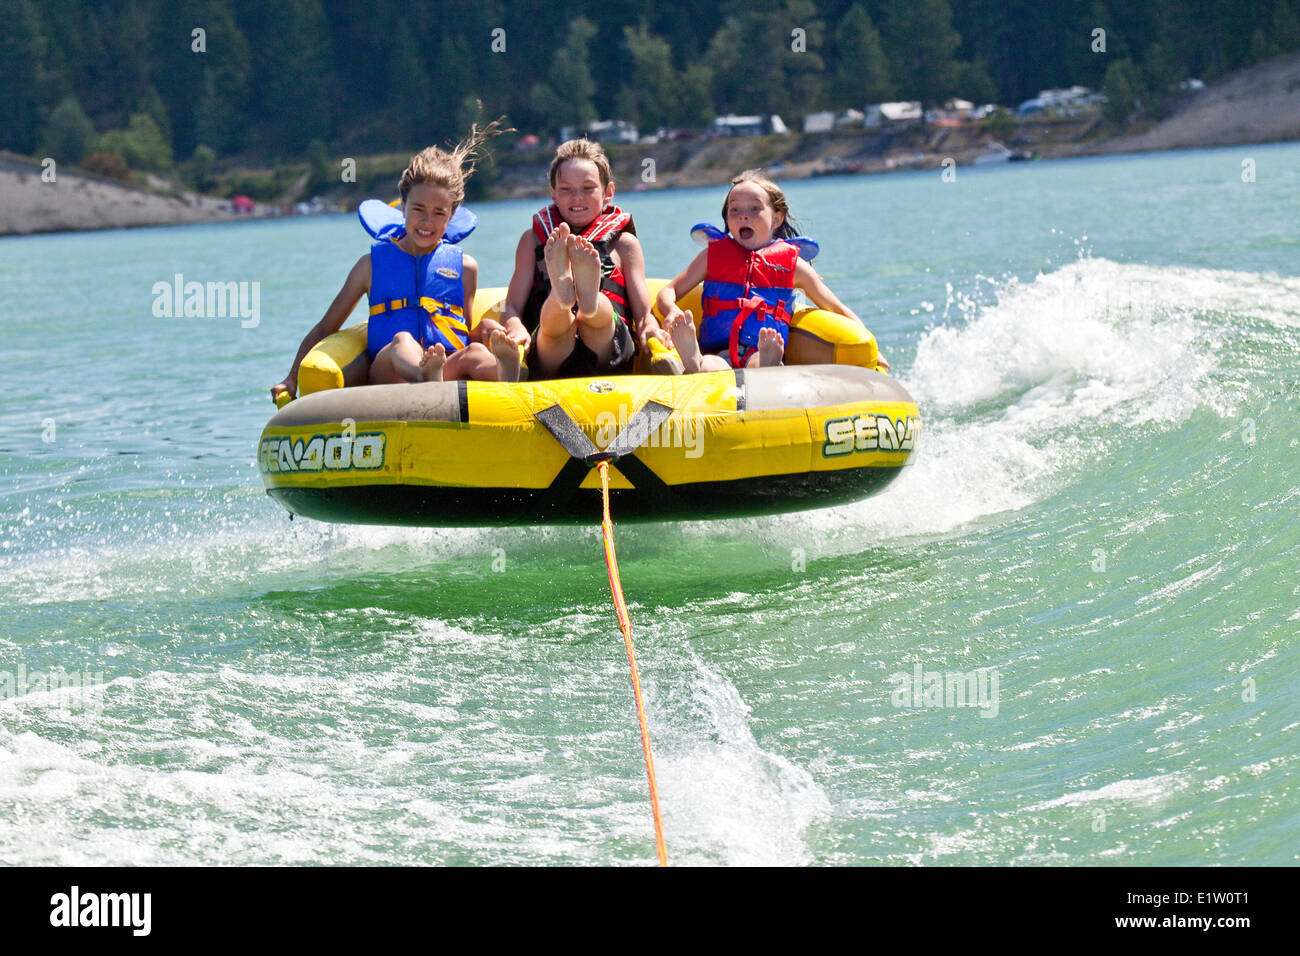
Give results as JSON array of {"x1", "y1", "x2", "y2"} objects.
[
  {"x1": 822, "y1": 414, "x2": 920, "y2": 456},
  {"x1": 588, "y1": 381, "x2": 616, "y2": 393},
  {"x1": 259, "y1": 432, "x2": 386, "y2": 473},
  {"x1": 50, "y1": 886, "x2": 151, "y2": 936}
]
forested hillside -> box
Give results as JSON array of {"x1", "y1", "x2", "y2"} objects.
[{"x1": 3, "y1": 0, "x2": 1297, "y2": 169}]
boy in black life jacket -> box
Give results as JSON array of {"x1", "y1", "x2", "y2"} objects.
[{"x1": 500, "y1": 139, "x2": 670, "y2": 379}]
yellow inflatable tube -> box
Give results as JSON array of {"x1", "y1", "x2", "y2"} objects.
[{"x1": 263, "y1": 281, "x2": 915, "y2": 527}]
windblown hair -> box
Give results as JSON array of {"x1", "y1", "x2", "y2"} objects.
[
  {"x1": 722, "y1": 169, "x2": 800, "y2": 239},
  {"x1": 548, "y1": 138, "x2": 614, "y2": 189},
  {"x1": 398, "y1": 117, "x2": 510, "y2": 206}
]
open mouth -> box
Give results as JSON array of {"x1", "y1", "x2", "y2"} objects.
[{"x1": 738, "y1": 227, "x2": 754, "y2": 241}]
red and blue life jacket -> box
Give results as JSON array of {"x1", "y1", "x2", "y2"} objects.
[
  {"x1": 366, "y1": 239, "x2": 468, "y2": 359},
  {"x1": 699, "y1": 237, "x2": 800, "y2": 367}
]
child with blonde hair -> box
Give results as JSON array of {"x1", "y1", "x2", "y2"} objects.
[{"x1": 271, "y1": 122, "x2": 523, "y2": 403}]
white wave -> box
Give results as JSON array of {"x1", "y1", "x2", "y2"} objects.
[
  {"x1": 823, "y1": 259, "x2": 1281, "y2": 539},
  {"x1": 651, "y1": 648, "x2": 831, "y2": 865}
]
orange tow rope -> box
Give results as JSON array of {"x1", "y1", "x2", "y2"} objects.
[{"x1": 596, "y1": 460, "x2": 668, "y2": 867}]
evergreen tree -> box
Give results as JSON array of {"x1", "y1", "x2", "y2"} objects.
[
  {"x1": 1270, "y1": 0, "x2": 1300, "y2": 55},
  {"x1": 958, "y1": 58, "x2": 999, "y2": 105},
  {"x1": 190, "y1": 143, "x2": 217, "y2": 191},
  {"x1": 530, "y1": 17, "x2": 598, "y2": 137},
  {"x1": 707, "y1": 0, "x2": 827, "y2": 118},
  {"x1": 238, "y1": 0, "x2": 337, "y2": 150},
  {"x1": 147, "y1": 0, "x2": 206, "y2": 158},
  {"x1": 677, "y1": 64, "x2": 716, "y2": 129},
  {"x1": 617, "y1": 24, "x2": 680, "y2": 131},
  {"x1": 39, "y1": 0, "x2": 109, "y2": 117},
  {"x1": 198, "y1": 5, "x2": 253, "y2": 155},
  {"x1": 430, "y1": 35, "x2": 477, "y2": 144},
  {"x1": 832, "y1": 4, "x2": 894, "y2": 106},
  {"x1": 1142, "y1": 40, "x2": 1182, "y2": 115},
  {"x1": 1102, "y1": 58, "x2": 1140, "y2": 126},
  {"x1": 136, "y1": 85, "x2": 173, "y2": 151},
  {"x1": 98, "y1": 1, "x2": 152, "y2": 128},
  {"x1": 0, "y1": 0, "x2": 46, "y2": 153},
  {"x1": 40, "y1": 94, "x2": 95, "y2": 163},
  {"x1": 879, "y1": 0, "x2": 963, "y2": 105}
]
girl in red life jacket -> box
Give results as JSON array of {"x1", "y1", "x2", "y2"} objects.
[
  {"x1": 270, "y1": 122, "x2": 525, "y2": 404},
  {"x1": 498, "y1": 139, "x2": 671, "y2": 380},
  {"x1": 655, "y1": 170, "x2": 889, "y2": 373}
]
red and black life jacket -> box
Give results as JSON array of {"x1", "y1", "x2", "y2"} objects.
[{"x1": 524, "y1": 203, "x2": 635, "y2": 330}]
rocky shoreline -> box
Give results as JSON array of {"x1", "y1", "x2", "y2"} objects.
[
  {"x1": 4, "y1": 52, "x2": 1297, "y2": 239},
  {"x1": 0, "y1": 152, "x2": 243, "y2": 237}
]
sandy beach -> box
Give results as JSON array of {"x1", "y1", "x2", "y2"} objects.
[
  {"x1": 0, "y1": 153, "x2": 240, "y2": 237},
  {"x1": 1094, "y1": 51, "x2": 1300, "y2": 155}
]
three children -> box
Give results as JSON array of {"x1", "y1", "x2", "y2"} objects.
[{"x1": 273, "y1": 142, "x2": 880, "y2": 404}]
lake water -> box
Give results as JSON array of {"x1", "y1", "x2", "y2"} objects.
[{"x1": 1, "y1": 142, "x2": 1297, "y2": 865}]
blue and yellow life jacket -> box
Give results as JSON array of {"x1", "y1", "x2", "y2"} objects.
[{"x1": 366, "y1": 239, "x2": 468, "y2": 359}]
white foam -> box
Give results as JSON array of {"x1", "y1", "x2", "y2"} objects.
[
  {"x1": 1030, "y1": 772, "x2": 1183, "y2": 810},
  {"x1": 651, "y1": 648, "x2": 831, "y2": 865},
  {"x1": 819, "y1": 258, "x2": 1280, "y2": 540}
]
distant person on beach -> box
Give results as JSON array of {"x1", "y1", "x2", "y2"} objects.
[
  {"x1": 270, "y1": 122, "x2": 523, "y2": 403},
  {"x1": 655, "y1": 169, "x2": 888, "y2": 372},
  {"x1": 498, "y1": 139, "x2": 672, "y2": 380}
]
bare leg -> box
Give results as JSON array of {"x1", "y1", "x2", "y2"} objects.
[
  {"x1": 531, "y1": 225, "x2": 582, "y2": 376},
  {"x1": 441, "y1": 341, "x2": 500, "y2": 381},
  {"x1": 534, "y1": 295, "x2": 579, "y2": 376},
  {"x1": 369, "y1": 331, "x2": 426, "y2": 384},
  {"x1": 565, "y1": 234, "x2": 619, "y2": 365},
  {"x1": 489, "y1": 329, "x2": 523, "y2": 382}
]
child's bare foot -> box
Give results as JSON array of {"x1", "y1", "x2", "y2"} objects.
[
  {"x1": 489, "y1": 328, "x2": 522, "y2": 382},
  {"x1": 665, "y1": 310, "x2": 704, "y2": 373},
  {"x1": 568, "y1": 234, "x2": 602, "y2": 319},
  {"x1": 757, "y1": 327, "x2": 785, "y2": 367},
  {"x1": 419, "y1": 343, "x2": 447, "y2": 381},
  {"x1": 544, "y1": 223, "x2": 574, "y2": 309}
]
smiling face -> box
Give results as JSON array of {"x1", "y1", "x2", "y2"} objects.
[
  {"x1": 724, "y1": 181, "x2": 784, "y2": 250},
  {"x1": 401, "y1": 183, "x2": 454, "y2": 254},
  {"x1": 550, "y1": 158, "x2": 613, "y2": 231}
]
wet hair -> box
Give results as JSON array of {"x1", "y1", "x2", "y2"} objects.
[
  {"x1": 398, "y1": 117, "x2": 509, "y2": 206},
  {"x1": 549, "y1": 138, "x2": 614, "y2": 190},
  {"x1": 722, "y1": 169, "x2": 799, "y2": 239}
]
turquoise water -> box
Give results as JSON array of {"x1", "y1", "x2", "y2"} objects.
[{"x1": 1, "y1": 143, "x2": 1297, "y2": 865}]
